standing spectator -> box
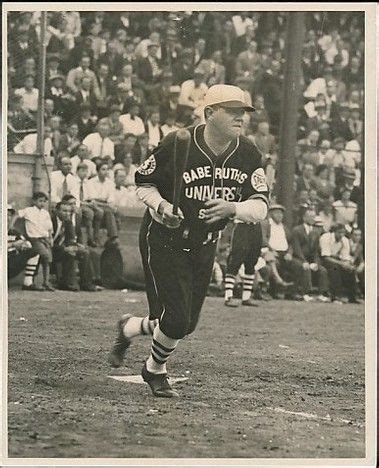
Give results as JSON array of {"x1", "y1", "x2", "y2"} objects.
[
  {"x1": 83, "y1": 119, "x2": 115, "y2": 160},
  {"x1": 50, "y1": 157, "x2": 78, "y2": 207},
  {"x1": 14, "y1": 75, "x2": 39, "y2": 114},
  {"x1": 319, "y1": 224, "x2": 358, "y2": 303},
  {"x1": 70, "y1": 144, "x2": 97, "y2": 178},
  {"x1": 86, "y1": 160, "x2": 118, "y2": 245},
  {"x1": 291, "y1": 208, "x2": 329, "y2": 302},
  {"x1": 119, "y1": 102, "x2": 145, "y2": 137},
  {"x1": 17, "y1": 192, "x2": 54, "y2": 291}
]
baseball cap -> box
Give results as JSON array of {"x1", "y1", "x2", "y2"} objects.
[{"x1": 203, "y1": 85, "x2": 255, "y2": 112}]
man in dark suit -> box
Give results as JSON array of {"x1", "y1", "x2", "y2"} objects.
[
  {"x1": 291, "y1": 207, "x2": 329, "y2": 301},
  {"x1": 76, "y1": 104, "x2": 97, "y2": 141},
  {"x1": 137, "y1": 41, "x2": 162, "y2": 88},
  {"x1": 73, "y1": 76, "x2": 98, "y2": 117},
  {"x1": 52, "y1": 201, "x2": 96, "y2": 292}
]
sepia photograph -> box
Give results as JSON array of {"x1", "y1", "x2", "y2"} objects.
[{"x1": 1, "y1": 3, "x2": 376, "y2": 466}]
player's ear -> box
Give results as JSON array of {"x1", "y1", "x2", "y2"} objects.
[{"x1": 204, "y1": 106, "x2": 214, "y2": 121}]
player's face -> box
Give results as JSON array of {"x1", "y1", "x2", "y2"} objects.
[{"x1": 213, "y1": 107, "x2": 245, "y2": 139}]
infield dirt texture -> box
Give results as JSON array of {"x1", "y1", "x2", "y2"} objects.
[{"x1": 7, "y1": 290, "x2": 365, "y2": 458}]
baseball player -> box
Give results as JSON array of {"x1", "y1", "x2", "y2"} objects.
[
  {"x1": 224, "y1": 221, "x2": 263, "y2": 307},
  {"x1": 108, "y1": 84, "x2": 269, "y2": 398}
]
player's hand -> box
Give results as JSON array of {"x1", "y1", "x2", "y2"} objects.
[
  {"x1": 302, "y1": 262, "x2": 310, "y2": 270},
  {"x1": 203, "y1": 199, "x2": 236, "y2": 224},
  {"x1": 158, "y1": 200, "x2": 184, "y2": 229},
  {"x1": 310, "y1": 262, "x2": 318, "y2": 271}
]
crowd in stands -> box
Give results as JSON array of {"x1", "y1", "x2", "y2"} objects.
[{"x1": 7, "y1": 11, "x2": 364, "y2": 301}]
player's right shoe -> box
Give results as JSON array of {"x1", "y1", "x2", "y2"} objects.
[
  {"x1": 141, "y1": 362, "x2": 179, "y2": 398},
  {"x1": 224, "y1": 297, "x2": 240, "y2": 307},
  {"x1": 108, "y1": 314, "x2": 133, "y2": 368}
]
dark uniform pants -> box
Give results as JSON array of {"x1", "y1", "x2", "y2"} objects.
[
  {"x1": 8, "y1": 248, "x2": 38, "y2": 279},
  {"x1": 139, "y1": 211, "x2": 217, "y2": 340},
  {"x1": 226, "y1": 223, "x2": 262, "y2": 276}
]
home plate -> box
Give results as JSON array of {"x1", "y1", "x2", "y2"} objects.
[{"x1": 108, "y1": 375, "x2": 189, "y2": 385}]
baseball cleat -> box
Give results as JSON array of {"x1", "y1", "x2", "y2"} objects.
[
  {"x1": 224, "y1": 297, "x2": 240, "y2": 307},
  {"x1": 108, "y1": 314, "x2": 133, "y2": 368},
  {"x1": 141, "y1": 362, "x2": 179, "y2": 398},
  {"x1": 241, "y1": 298, "x2": 258, "y2": 307}
]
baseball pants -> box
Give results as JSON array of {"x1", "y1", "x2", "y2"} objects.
[
  {"x1": 139, "y1": 211, "x2": 217, "y2": 340},
  {"x1": 226, "y1": 223, "x2": 263, "y2": 276}
]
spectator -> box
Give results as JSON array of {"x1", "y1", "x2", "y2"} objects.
[
  {"x1": 347, "y1": 104, "x2": 363, "y2": 141},
  {"x1": 70, "y1": 144, "x2": 97, "y2": 177},
  {"x1": 96, "y1": 62, "x2": 117, "y2": 119},
  {"x1": 58, "y1": 122, "x2": 81, "y2": 156},
  {"x1": 161, "y1": 111, "x2": 179, "y2": 137},
  {"x1": 17, "y1": 192, "x2": 54, "y2": 291},
  {"x1": 145, "y1": 109, "x2": 163, "y2": 150},
  {"x1": 172, "y1": 48, "x2": 195, "y2": 85},
  {"x1": 349, "y1": 227, "x2": 364, "y2": 296},
  {"x1": 258, "y1": 60, "x2": 283, "y2": 132},
  {"x1": 178, "y1": 69, "x2": 208, "y2": 109},
  {"x1": 76, "y1": 103, "x2": 97, "y2": 140},
  {"x1": 318, "y1": 201, "x2": 334, "y2": 232},
  {"x1": 83, "y1": 118, "x2": 115, "y2": 160},
  {"x1": 252, "y1": 121, "x2": 275, "y2": 157},
  {"x1": 159, "y1": 85, "x2": 181, "y2": 122},
  {"x1": 137, "y1": 40, "x2": 162, "y2": 87},
  {"x1": 50, "y1": 156, "x2": 78, "y2": 207},
  {"x1": 66, "y1": 55, "x2": 99, "y2": 95},
  {"x1": 296, "y1": 163, "x2": 314, "y2": 193},
  {"x1": 133, "y1": 133, "x2": 150, "y2": 165},
  {"x1": 14, "y1": 75, "x2": 39, "y2": 114},
  {"x1": 319, "y1": 223, "x2": 359, "y2": 303},
  {"x1": 51, "y1": 201, "x2": 97, "y2": 291},
  {"x1": 7, "y1": 204, "x2": 42, "y2": 291},
  {"x1": 106, "y1": 104, "x2": 124, "y2": 146},
  {"x1": 115, "y1": 133, "x2": 137, "y2": 164},
  {"x1": 73, "y1": 75, "x2": 98, "y2": 116},
  {"x1": 332, "y1": 188, "x2": 358, "y2": 231},
  {"x1": 311, "y1": 164, "x2": 335, "y2": 201},
  {"x1": 86, "y1": 160, "x2": 118, "y2": 245},
  {"x1": 46, "y1": 74, "x2": 75, "y2": 120},
  {"x1": 235, "y1": 40, "x2": 261, "y2": 78},
  {"x1": 250, "y1": 94, "x2": 269, "y2": 130},
  {"x1": 119, "y1": 102, "x2": 145, "y2": 136},
  {"x1": 197, "y1": 50, "x2": 225, "y2": 86},
  {"x1": 7, "y1": 95, "x2": 35, "y2": 149},
  {"x1": 116, "y1": 63, "x2": 134, "y2": 93},
  {"x1": 122, "y1": 154, "x2": 138, "y2": 187},
  {"x1": 291, "y1": 208, "x2": 329, "y2": 302},
  {"x1": 13, "y1": 125, "x2": 52, "y2": 156},
  {"x1": 10, "y1": 26, "x2": 38, "y2": 69},
  {"x1": 330, "y1": 102, "x2": 353, "y2": 141},
  {"x1": 97, "y1": 41, "x2": 124, "y2": 78}
]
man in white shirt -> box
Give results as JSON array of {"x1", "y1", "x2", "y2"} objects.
[
  {"x1": 13, "y1": 126, "x2": 53, "y2": 157},
  {"x1": 178, "y1": 70, "x2": 208, "y2": 109},
  {"x1": 50, "y1": 157, "x2": 78, "y2": 207},
  {"x1": 145, "y1": 109, "x2": 162, "y2": 150},
  {"x1": 14, "y1": 75, "x2": 39, "y2": 113},
  {"x1": 83, "y1": 119, "x2": 115, "y2": 160},
  {"x1": 320, "y1": 224, "x2": 358, "y2": 303},
  {"x1": 161, "y1": 111, "x2": 179, "y2": 137},
  {"x1": 86, "y1": 160, "x2": 118, "y2": 245},
  {"x1": 66, "y1": 55, "x2": 100, "y2": 96},
  {"x1": 119, "y1": 102, "x2": 145, "y2": 136},
  {"x1": 70, "y1": 144, "x2": 97, "y2": 177}
]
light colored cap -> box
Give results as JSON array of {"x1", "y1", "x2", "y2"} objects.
[
  {"x1": 7, "y1": 203, "x2": 15, "y2": 211},
  {"x1": 203, "y1": 84, "x2": 256, "y2": 112}
]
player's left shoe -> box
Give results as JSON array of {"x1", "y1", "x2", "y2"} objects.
[
  {"x1": 141, "y1": 362, "x2": 179, "y2": 398},
  {"x1": 108, "y1": 314, "x2": 133, "y2": 368}
]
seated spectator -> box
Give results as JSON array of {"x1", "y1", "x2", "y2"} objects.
[
  {"x1": 250, "y1": 94, "x2": 269, "y2": 131},
  {"x1": 17, "y1": 191, "x2": 54, "y2": 291},
  {"x1": 306, "y1": 102, "x2": 330, "y2": 133},
  {"x1": 133, "y1": 133, "x2": 149, "y2": 165},
  {"x1": 308, "y1": 188, "x2": 321, "y2": 213},
  {"x1": 178, "y1": 69, "x2": 208, "y2": 110},
  {"x1": 10, "y1": 26, "x2": 38, "y2": 69},
  {"x1": 71, "y1": 144, "x2": 97, "y2": 178},
  {"x1": 73, "y1": 76, "x2": 98, "y2": 117},
  {"x1": 332, "y1": 188, "x2": 358, "y2": 231},
  {"x1": 76, "y1": 103, "x2": 97, "y2": 140},
  {"x1": 50, "y1": 156, "x2": 78, "y2": 207},
  {"x1": 86, "y1": 160, "x2": 118, "y2": 245},
  {"x1": 311, "y1": 164, "x2": 335, "y2": 201},
  {"x1": 58, "y1": 122, "x2": 81, "y2": 156},
  {"x1": 296, "y1": 163, "x2": 314, "y2": 193},
  {"x1": 318, "y1": 201, "x2": 334, "y2": 232},
  {"x1": 137, "y1": 40, "x2": 162, "y2": 88},
  {"x1": 347, "y1": 104, "x2": 363, "y2": 141},
  {"x1": 115, "y1": 133, "x2": 137, "y2": 164},
  {"x1": 106, "y1": 104, "x2": 124, "y2": 147},
  {"x1": 46, "y1": 54, "x2": 63, "y2": 81},
  {"x1": 7, "y1": 95, "x2": 36, "y2": 150},
  {"x1": 349, "y1": 227, "x2": 364, "y2": 296},
  {"x1": 46, "y1": 74, "x2": 75, "y2": 121},
  {"x1": 13, "y1": 125, "x2": 52, "y2": 156},
  {"x1": 122, "y1": 154, "x2": 138, "y2": 188},
  {"x1": 14, "y1": 74, "x2": 39, "y2": 114},
  {"x1": 7, "y1": 204, "x2": 41, "y2": 291},
  {"x1": 319, "y1": 223, "x2": 359, "y2": 303},
  {"x1": 251, "y1": 121, "x2": 275, "y2": 157},
  {"x1": 51, "y1": 201, "x2": 97, "y2": 291},
  {"x1": 261, "y1": 204, "x2": 300, "y2": 299},
  {"x1": 197, "y1": 50, "x2": 225, "y2": 86},
  {"x1": 159, "y1": 85, "x2": 181, "y2": 123},
  {"x1": 312, "y1": 139, "x2": 333, "y2": 166},
  {"x1": 145, "y1": 109, "x2": 163, "y2": 150},
  {"x1": 66, "y1": 54, "x2": 100, "y2": 96},
  {"x1": 291, "y1": 208, "x2": 329, "y2": 302},
  {"x1": 119, "y1": 102, "x2": 145, "y2": 136},
  {"x1": 235, "y1": 40, "x2": 261, "y2": 78},
  {"x1": 96, "y1": 63, "x2": 117, "y2": 119},
  {"x1": 97, "y1": 41, "x2": 124, "y2": 78},
  {"x1": 324, "y1": 137, "x2": 348, "y2": 187},
  {"x1": 83, "y1": 118, "x2": 115, "y2": 160},
  {"x1": 116, "y1": 63, "x2": 134, "y2": 94},
  {"x1": 335, "y1": 166, "x2": 360, "y2": 203},
  {"x1": 161, "y1": 111, "x2": 179, "y2": 137}
]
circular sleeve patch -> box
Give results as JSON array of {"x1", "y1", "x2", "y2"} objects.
[
  {"x1": 137, "y1": 155, "x2": 157, "y2": 175},
  {"x1": 251, "y1": 168, "x2": 268, "y2": 192}
]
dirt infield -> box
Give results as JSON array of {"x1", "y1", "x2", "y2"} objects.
[{"x1": 7, "y1": 290, "x2": 365, "y2": 459}]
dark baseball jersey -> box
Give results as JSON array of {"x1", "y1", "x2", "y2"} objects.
[{"x1": 135, "y1": 124, "x2": 269, "y2": 248}]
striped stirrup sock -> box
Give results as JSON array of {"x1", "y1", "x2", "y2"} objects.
[
  {"x1": 23, "y1": 255, "x2": 40, "y2": 286},
  {"x1": 123, "y1": 316, "x2": 158, "y2": 340},
  {"x1": 146, "y1": 325, "x2": 179, "y2": 374},
  {"x1": 224, "y1": 274, "x2": 236, "y2": 300},
  {"x1": 242, "y1": 274, "x2": 255, "y2": 301}
]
